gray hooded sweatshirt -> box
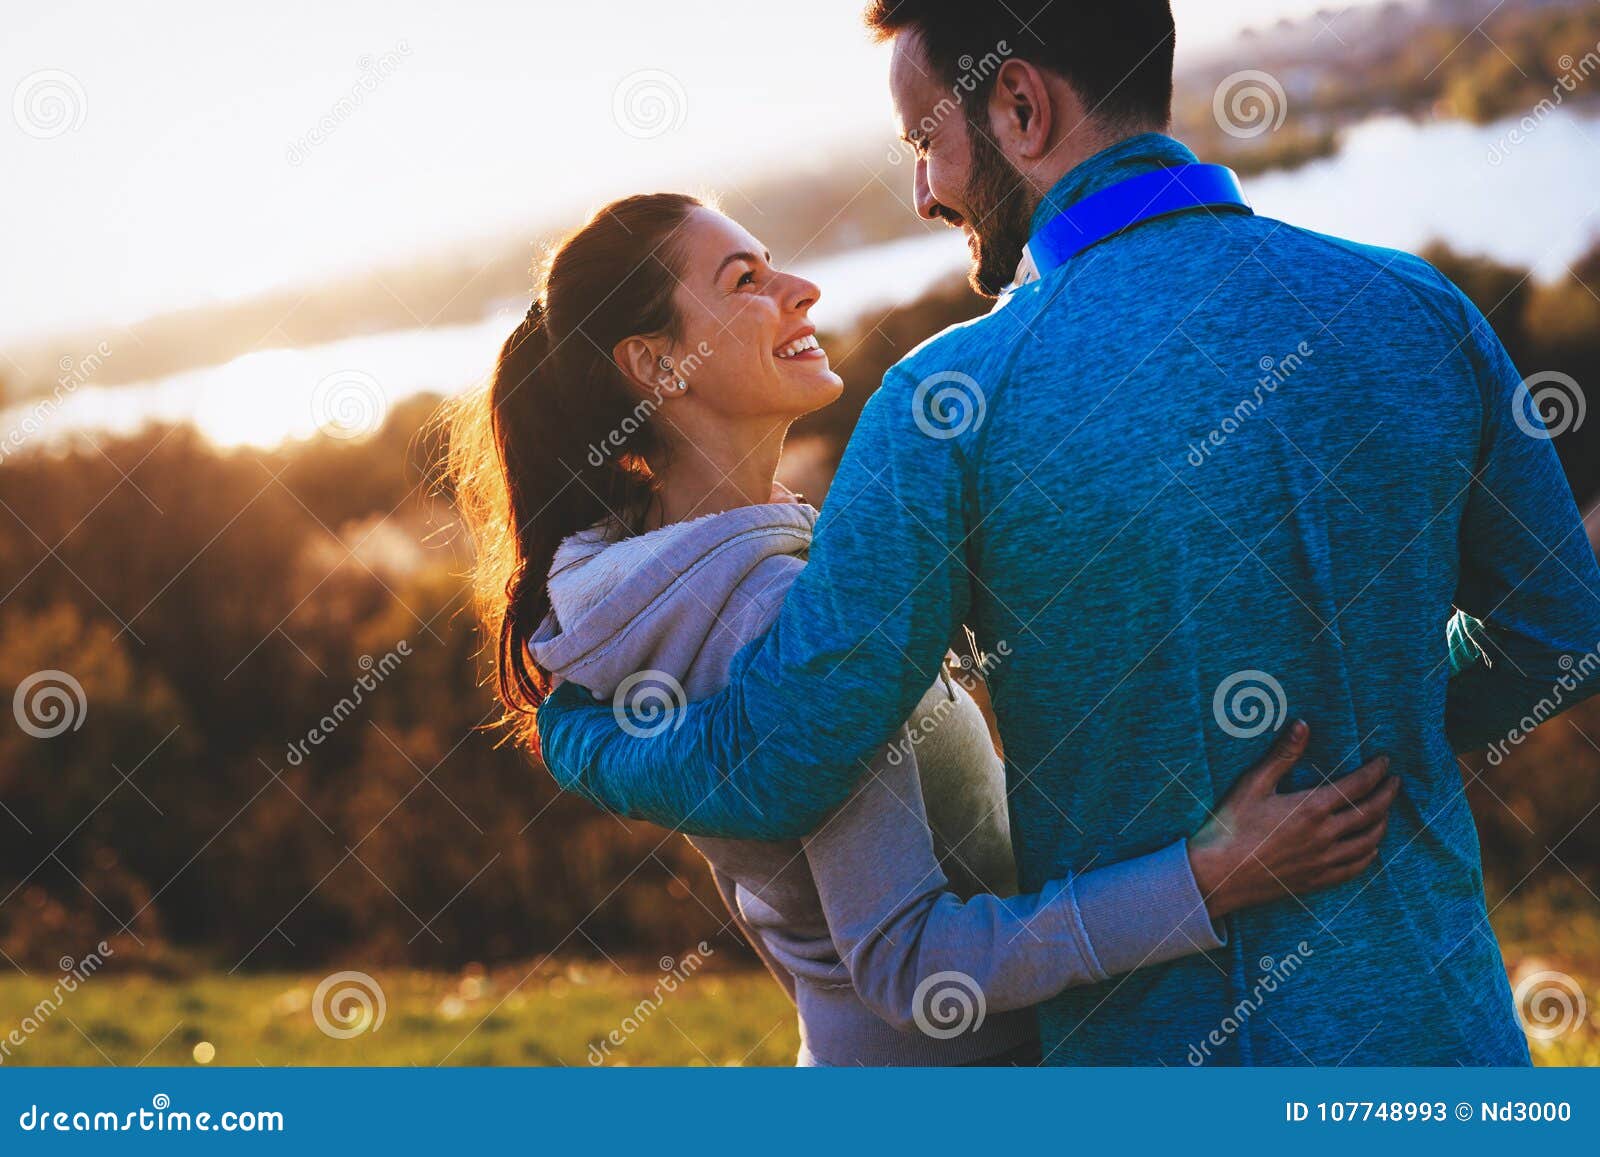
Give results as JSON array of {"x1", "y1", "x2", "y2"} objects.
[{"x1": 531, "y1": 500, "x2": 1222, "y2": 1066}]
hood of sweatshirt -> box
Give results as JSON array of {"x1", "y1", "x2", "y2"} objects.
[{"x1": 528, "y1": 500, "x2": 818, "y2": 700}]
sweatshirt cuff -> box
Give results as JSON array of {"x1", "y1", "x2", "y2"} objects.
[{"x1": 1072, "y1": 838, "x2": 1226, "y2": 978}]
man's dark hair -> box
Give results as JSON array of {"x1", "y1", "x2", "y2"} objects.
[{"x1": 864, "y1": 0, "x2": 1176, "y2": 132}]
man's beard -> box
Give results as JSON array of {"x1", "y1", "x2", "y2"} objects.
[{"x1": 961, "y1": 121, "x2": 1034, "y2": 298}]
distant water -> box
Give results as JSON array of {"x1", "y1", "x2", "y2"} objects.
[
  {"x1": 4, "y1": 236, "x2": 976, "y2": 452},
  {"x1": 1248, "y1": 111, "x2": 1600, "y2": 282},
  {"x1": 8, "y1": 109, "x2": 1598, "y2": 451}
]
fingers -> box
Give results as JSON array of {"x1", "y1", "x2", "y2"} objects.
[
  {"x1": 1324, "y1": 773, "x2": 1401, "y2": 839},
  {"x1": 1307, "y1": 808, "x2": 1393, "y2": 890},
  {"x1": 1310, "y1": 837, "x2": 1384, "y2": 889},
  {"x1": 1240, "y1": 720, "x2": 1310, "y2": 796},
  {"x1": 1272, "y1": 768, "x2": 1398, "y2": 896},
  {"x1": 1330, "y1": 810, "x2": 1391, "y2": 864},
  {"x1": 1308, "y1": 855, "x2": 1379, "y2": 892},
  {"x1": 1303, "y1": 755, "x2": 1390, "y2": 815}
]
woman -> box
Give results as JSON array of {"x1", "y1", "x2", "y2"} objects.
[{"x1": 445, "y1": 193, "x2": 1398, "y2": 1066}]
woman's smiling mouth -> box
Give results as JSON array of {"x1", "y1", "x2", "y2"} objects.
[{"x1": 775, "y1": 332, "x2": 826, "y2": 360}]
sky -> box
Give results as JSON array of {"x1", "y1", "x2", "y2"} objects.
[{"x1": 3, "y1": 0, "x2": 1387, "y2": 348}]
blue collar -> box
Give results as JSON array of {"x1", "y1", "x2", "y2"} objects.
[
  {"x1": 1011, "y1": 134, "x2": 1248, "y2": 288},
  {"x1": 1014, "y1": 164, "x2": 1252, "y2": 286}
]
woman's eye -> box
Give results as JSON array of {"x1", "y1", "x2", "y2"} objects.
[{"x1": 736, "y1": 270, "x2": 757, "y2": 288}]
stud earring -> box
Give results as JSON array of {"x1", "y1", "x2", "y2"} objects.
[{"x1": 658, "y1": 356, "x2": 686, "y2": 393}]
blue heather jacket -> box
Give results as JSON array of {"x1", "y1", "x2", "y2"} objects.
[{"x1": 539, "y1": 134, "x2": 1600, "y2": 1065}]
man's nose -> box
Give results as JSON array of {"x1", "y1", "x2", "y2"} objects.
[{"x1": 914, "y1": 158, "x2": 940, "y2": 222}]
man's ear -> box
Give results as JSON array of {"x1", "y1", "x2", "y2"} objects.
[
  {"x1": 987, "y1": 59, "x2": 1054, "y2": 161},
  {"x1": 612, "y1": 335, "x2": 679, "y2": 398}
]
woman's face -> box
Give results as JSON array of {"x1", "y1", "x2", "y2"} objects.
[{"x1": 659, "y1": 208, "x2": 844, "y2": 420}]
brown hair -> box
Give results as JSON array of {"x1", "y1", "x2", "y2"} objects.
[
  {"x1": 442, "y1": 192, "x2": 703, "y2": 748},
  {"x1": 863, "y1": 0, "x2": 1175, "y2": 134}
]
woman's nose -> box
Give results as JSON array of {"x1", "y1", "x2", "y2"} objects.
[{"x1": 782, "y1": 273, "x2": 820, "y2": 314}]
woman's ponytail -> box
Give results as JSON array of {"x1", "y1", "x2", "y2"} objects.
[{"x1": 442, "y1": 193, "x2": 702, "y2": 747}]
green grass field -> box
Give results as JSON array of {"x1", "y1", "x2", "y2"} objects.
[
  {"x1": 0, "y1": 962, "x2": 800, "y2": 1068},
  {"x1": 3, "y1": 885, "x2": 1596, "y2": 1067}
]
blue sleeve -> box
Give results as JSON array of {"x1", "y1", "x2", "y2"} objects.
[
  {"x1": 1443, "y1": 290, "x2": 1600, "y2": 753},
  {"x1": 537, "y1": 368, "x2": 973, "y2": 839}
]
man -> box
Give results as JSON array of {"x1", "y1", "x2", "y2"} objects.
[{"x1": 538, "y1": 1, "x2": 1600, "y2": 1064}]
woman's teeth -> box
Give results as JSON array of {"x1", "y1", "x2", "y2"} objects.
[{"x1": 775, "y1": 334, "x2": 821, "y2": 359}]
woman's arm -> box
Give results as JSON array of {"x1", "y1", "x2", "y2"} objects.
[
  {"x1": 1183, "y1": 721, "x2": 1396, "y2": 916},
  {"x1": 804, "y1": 722, "x2": 1394, "y2": 1035},
  {"x1": 708, "y1": 867, "x2": 797, "y2": 1006}
]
